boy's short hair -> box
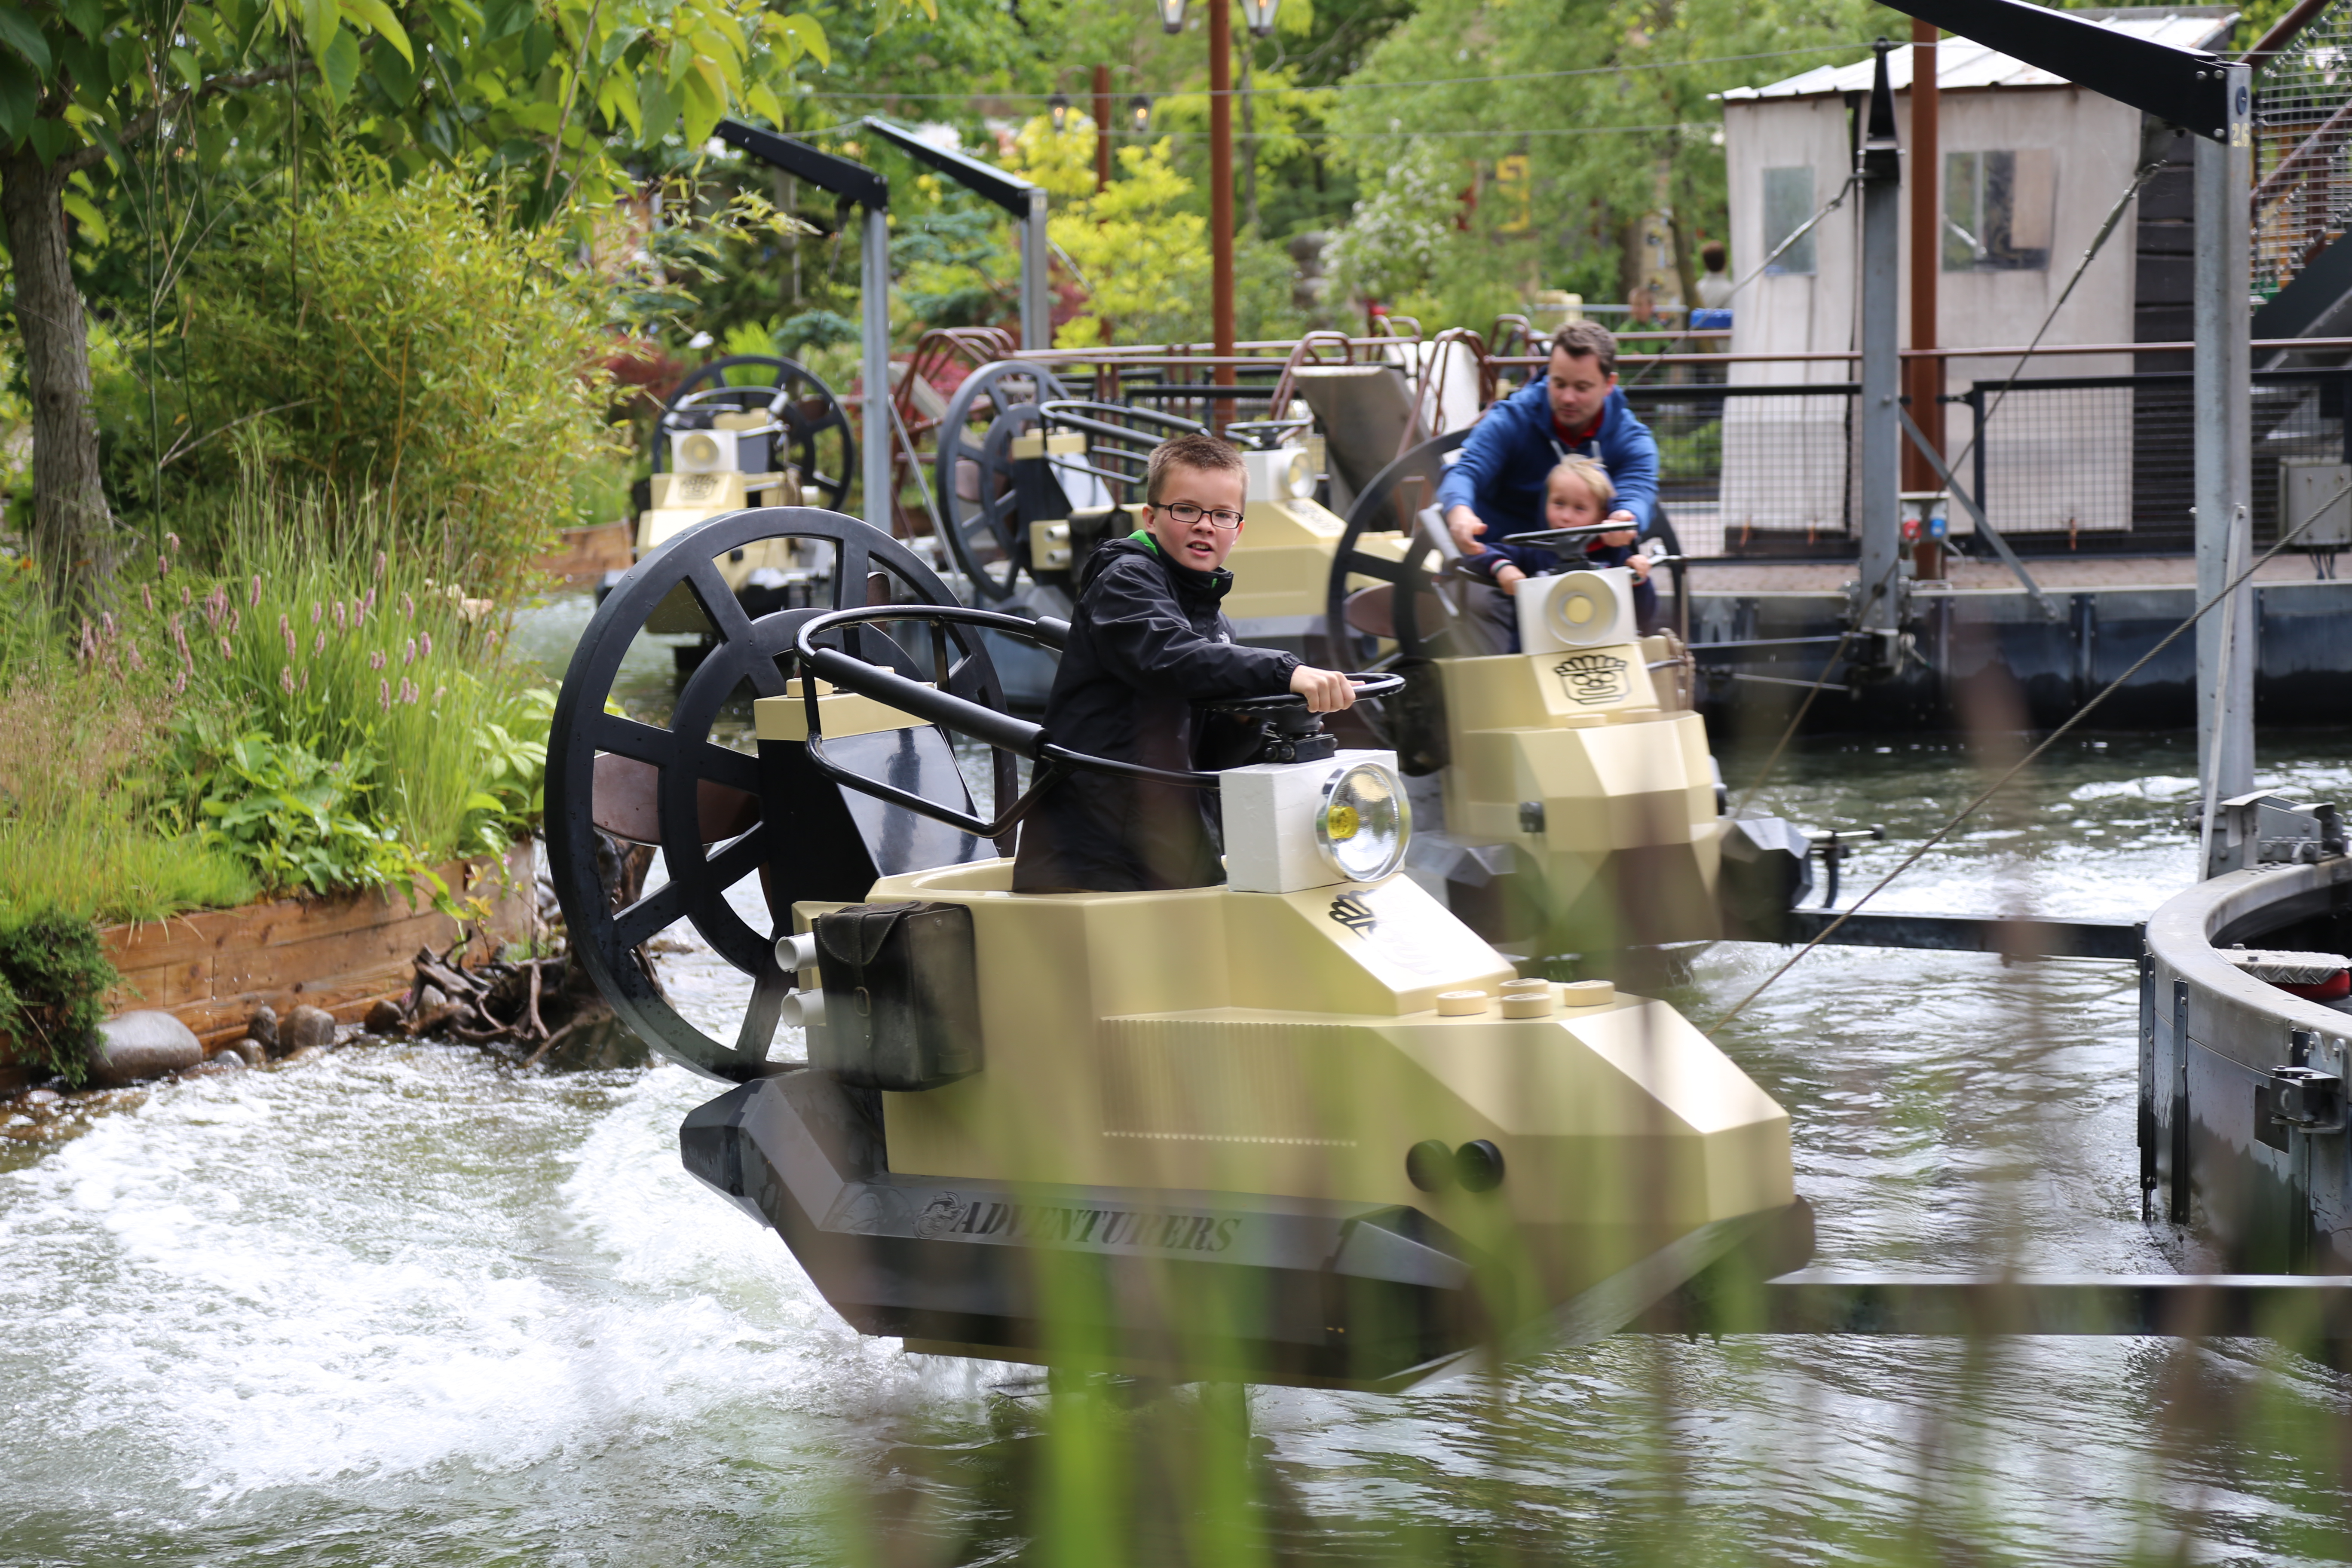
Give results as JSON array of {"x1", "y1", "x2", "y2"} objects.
[
  {"x1": 1146, "y1": 431, "x2": 1247, "y2": 504},
  {"x1": 1700, "y1": 240, "x2": 1727, "y2": 271},
  {"x1": 1549, "y1": 320, "x2": 1618, "y2": 377},
  {"x1": 1546, "y1": 454, "x2": 1616, "y2": 509}
]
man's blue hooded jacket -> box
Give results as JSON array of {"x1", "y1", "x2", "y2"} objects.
[{"x1": 1433, "y1": 378, "x2": 1659, "y2": 573}]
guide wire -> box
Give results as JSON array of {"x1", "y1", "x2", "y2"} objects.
[{"x1": 1707, "y1": 484, "x2": 2346, "y2": 1032}]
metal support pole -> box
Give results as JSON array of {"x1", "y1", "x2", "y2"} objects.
[
  {"x1": 1209, "y1": 0, "x2": 1236, "y2": 413},
  {"x1": 2195, "y1": 66, "x2": 2255, "y2": 802},
  {"x1": 861, "y1": 204, "x2": 893, "y2": 532},
  {"x1": 1093, "y1": 64, "x2": 1112, "y2": 195},
  {"x1": 1903, "y1": 19, "x2": 1946, "y2": 585},
  {"x1": 1020, "y1": 189, "x2": 1051, "y2": 353},
  {"x1": 1856, "y1": 43, "x2": 1905, "y2": 635}
]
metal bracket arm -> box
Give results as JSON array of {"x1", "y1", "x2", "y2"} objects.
[
  {"x1": 1870, "y1": 0, "x2": 2231, "y2": 140},
  {"x1": 717, "y1": 119, "x2": 888, "y2": 210}
]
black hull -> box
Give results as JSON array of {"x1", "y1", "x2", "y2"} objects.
[{"x1": 680, "y1": 1070, "x2": 1811, "y2": 1392}]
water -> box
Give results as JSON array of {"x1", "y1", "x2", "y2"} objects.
[{"x1": 6, "y1": 600, "x2": 2352, "y2": 1562}]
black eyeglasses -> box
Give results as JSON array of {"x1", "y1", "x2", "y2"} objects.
[{"x1": 1153, "y1": 501, "x2": 1246, "y2": 530}]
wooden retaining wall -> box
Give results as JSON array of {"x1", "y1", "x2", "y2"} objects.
[{"x1": 98, "y1": 845, "x2": 536, "y2": 1047}]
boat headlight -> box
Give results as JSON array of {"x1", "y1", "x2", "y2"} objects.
[
  {"x1": 1316, "y1": 760, "x2": 1411, "y2": 883},
  {"x1": 1285, "y1": 449, "x2": 1316, "y2": 500}
]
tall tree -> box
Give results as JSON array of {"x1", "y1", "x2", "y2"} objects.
[{"x1": 0, "y1": 0, "x2": 827, "y2": 616}]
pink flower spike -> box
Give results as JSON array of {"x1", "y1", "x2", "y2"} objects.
[
  {"x1": 249, "y1": 574, "x2": 262, "y2": 607},
  {"x1": 101, "y1": 611, "x2": 116, "y2": 638},
  {"x1": 404, "y1": 637, "x2": 417, "y2": 666},
  {"x1": 180, "y1": 585, "x2": 191, "y2": 608},
  {"x1": 219, "y1": 636, "x2": 233, "y2": 660},
  {"x1": 333, "y1": 600, "x2": 347, "y2": 632},
  {"x1": 141, "y1": 584, "x2": 154, "y2": 613},
  {"x1": 157, "y1": 553, "x2": 170, "y2": 578},
  {"x1": 368, "y1": 650, "x2": 385, "y2": 671},
  {"x1": 173, "y1": 671, "x2": 186, "y2": 695},
  {"x1": 376, "y1": 551, "x2": 387, "y2": 579},
  {"x1": 164, "y1": 533, "x2": 179, "y2": 553},
  {"x1": 311, "y1": 601, "x2": 323, "y2": 625},
  {"x1": 313, "y1": 628, "x2": 326, "y2": 655},
  {"x1": 280, "y1": 614, "x2": 296, "y2": 660},
  {"x1": 401, "y1": 593, "x2": 414, "y2": 619},
  {"x1": 419, "y1": 631, "x2": 432, "y2": 658},
  {"x1": 227, "y1": 607, "x2": 240, "y2": 635},
  {"x1": 380, "y1": 679, "x2": 392, "y2": 710},
  {"x1": 280, "y1": 666, "x2": 296, "y2": 694}
]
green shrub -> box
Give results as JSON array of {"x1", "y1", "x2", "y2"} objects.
[
  {"x1": 149, "y1": 482, "x2": 551, "y2": 877},
  {"x1": 0, "y1": 908, "x2": 120, "y2": 1088},
  {"x1": 0, "y1": 675, "x2": 258, "y2": 925},
  {"x1": 152, "y1": 166, "x2": 624, "y2": 599}
]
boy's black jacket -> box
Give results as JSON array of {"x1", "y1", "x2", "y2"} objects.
[{"x1": 1011, "y1": 535, "x2": 1298, "y2": 893}]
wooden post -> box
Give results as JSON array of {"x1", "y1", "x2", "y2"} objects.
[
  {"x1": 1210, "y1": 0, "x2": 1236, "y2": 416},
  {"x1": 1094, "y1": 64, "x2": 1112, "y2": 194},
  {"x1": 1905, "y1": 18, "x2": 1945, "y2": 581}
]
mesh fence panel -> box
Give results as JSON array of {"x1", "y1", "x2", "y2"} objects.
[
  {"x1": 1623, "y1": 383, "x2": 1859, "y2": 557},
  {"x1": 2254, "y1": 12, "x2": 2352, "y2": 300},
  {"x1": 1966, "y1": 371, "x2": 2352, "y2": 550}
]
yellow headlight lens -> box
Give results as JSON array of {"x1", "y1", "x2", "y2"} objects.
[{"x1": 1315, "y1": 762, "x2": 1409, "y2": 883}]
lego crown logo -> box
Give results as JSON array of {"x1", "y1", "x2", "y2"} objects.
[{"x1": 1554, "y1": 652, "x2": 1629, "y2": 705}]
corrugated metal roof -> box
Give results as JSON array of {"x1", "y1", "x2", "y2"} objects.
[{"x1": 1718, "y1": 7, "x2": 2236, "y2": 101}]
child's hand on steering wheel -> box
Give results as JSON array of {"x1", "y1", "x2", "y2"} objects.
[{"x1": 1288, "y1": 665, "x2": 1359, "y2": 713}]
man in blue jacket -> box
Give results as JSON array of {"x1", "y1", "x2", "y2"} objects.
[{"x1": 1436, "y1": 320, "x2": 1661, "y2": 636}]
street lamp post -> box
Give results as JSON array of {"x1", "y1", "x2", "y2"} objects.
[{"x1": 1152, "y1": 0, "x2": 1272, "y2": 420}]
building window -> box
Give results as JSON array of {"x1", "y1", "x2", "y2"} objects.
[
  {"x1": 1762, "y1": 166, "x2": 1817, "y2": 275},
  {"x1": 1943, "y1": 149, "x2": 2055, "y2": 272}
]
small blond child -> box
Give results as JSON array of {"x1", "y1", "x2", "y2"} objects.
[{"x1": 1480, "y1": 456, "x2": 1651, "y2": 598}]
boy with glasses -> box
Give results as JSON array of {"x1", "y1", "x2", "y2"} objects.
[{"x1": 1012, "y1": 431, "x2": 1360, "y2": 894}]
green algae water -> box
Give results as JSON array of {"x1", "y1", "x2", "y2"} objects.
[{"x1": 3, "y1": 598, "x2": 2348, "y2": 1564}]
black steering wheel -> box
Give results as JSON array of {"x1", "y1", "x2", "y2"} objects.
[
  {"x1": 656, "y1": 354, "x2": 855, "y2": 511},
  {"x1": 1198, "y1": 677, "x2": 1404, "y2": 713},
  {"x1": 545, "y1": 508, "x2": 1014, "y2": 1084},
  {"x1": 791, "y1": 605, "x2": 1402, "y2": 836}
]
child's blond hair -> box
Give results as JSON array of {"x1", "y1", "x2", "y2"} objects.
[{"x1": 1545, "y1": 455, "x2": 1615, "y2": 510}]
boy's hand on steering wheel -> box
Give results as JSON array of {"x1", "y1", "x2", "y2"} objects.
[
  {"x1": 1596, "y1": 511, "x2": 1639, "y2": 550},
  {"x1": 1289, "y1": 665, "x2": 1358, "y2": 713}
]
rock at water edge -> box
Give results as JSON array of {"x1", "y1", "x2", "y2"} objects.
[
  {"x1": 363, "y1": 998, "x2": 405, "y2": 1035},
  {"x1": 285, "y1": 1005, "x2": 336, "y2": 1054},
  {"x1": 212, "y1": 1038, "x2": 266, "y2": 1068},
  {"x1": 247, "y1": 1005, "x2": 281, "y2": 1057},
  {"x1": 90, "y1": 1012, "x2": 204, "y2": 1087}
]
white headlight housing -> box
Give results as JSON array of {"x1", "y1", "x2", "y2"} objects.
[
  {"x1": 1243, "y1": 444, "x2": 1317, "y2": 504},
  {"x1": 1315, "y1": 760, "x2": 1410, "y2": 884},
  {"x1": 669, "y1": 426, "x2": 742, "y2": 474},
  {"x1": 1223, "y1": 749, "x2": 1412, "y2": 892},
  {"x1": 1517, "y1": 566, "x2": 1635, "y2": 654}
]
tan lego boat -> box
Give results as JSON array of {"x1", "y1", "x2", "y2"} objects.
[{"x1": 548, "y1": 508, "x2": 1806, "y2": 1390}]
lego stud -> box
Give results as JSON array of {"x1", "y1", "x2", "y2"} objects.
[
  {"x1": 1500, "y1": 989, "x2": 1556, "y2": 1019},
  {"x1": 1456, "y1": 1139, "x2": 1506, "y2": 1192},
  {"x1": 1559, "y1": 980, "x2": 1615, "y2": 1008},
  {"x1": 1437, "y1": 990, "x2": 1490, "y2": 1017},
  {"x1": 1405, "y1": 1139, "x2": 1454, "y2": 1191}
]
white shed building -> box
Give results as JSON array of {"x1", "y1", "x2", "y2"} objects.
[{"x1": 1711, "y1": 8, "x2": 2233, "y2": 538}]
